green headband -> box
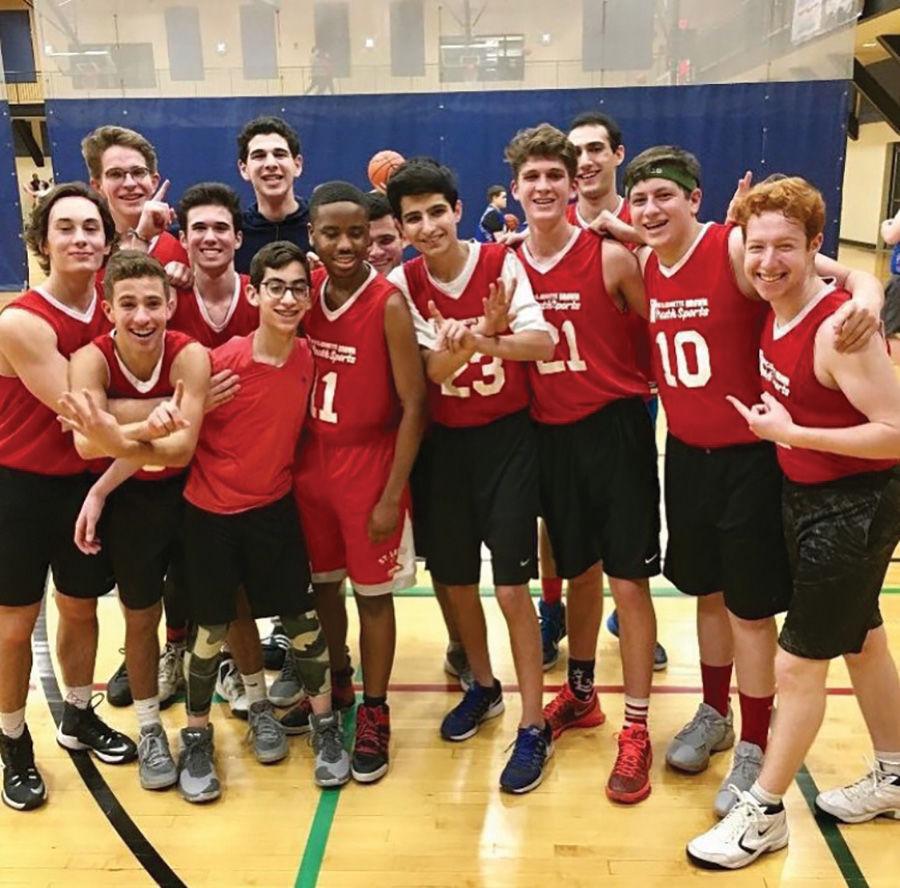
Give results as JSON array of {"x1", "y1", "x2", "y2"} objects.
[{"x1": 625, "y1": 162, "x2": 699, "y2": 196}]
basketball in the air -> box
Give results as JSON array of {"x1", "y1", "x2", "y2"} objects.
[{"x1": 367, "y1": 149, "x2": 405, "y2": 192}]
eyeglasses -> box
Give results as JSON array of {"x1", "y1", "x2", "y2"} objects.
[
  {"x1": 103, "y1": 166, "x2": 151, "y2": 183},
  {"x1": 261, "y1": 279, "x2": 310, "y2": 299}
]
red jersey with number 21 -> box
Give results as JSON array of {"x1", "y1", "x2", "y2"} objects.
[{"x1": 643, "y1": 222, "x2": 766, "y2": 448}]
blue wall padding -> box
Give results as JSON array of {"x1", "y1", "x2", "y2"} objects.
[
  {"x1": 45, "y1": 79, "x2": 850, "y2": 256},
  {"x1": 0, "y1": 100, "x2": 27, "y2": 290}
]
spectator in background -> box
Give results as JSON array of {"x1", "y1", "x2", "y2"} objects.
[
  {"x1": 477, "y1": 185, "x2": 508, "y2": 242},
  {"x1": 882, "y1": 208, "x2": 900, "y2": 362},
  {"x1": 306, "y1": 46, "x2": 334, "y2": 96}
]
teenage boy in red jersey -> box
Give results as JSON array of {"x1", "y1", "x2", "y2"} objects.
[
  {"x1": 0, "y1": 184, "x2": 136, "y2": 812},
  {"x1": 82, "y1": 126, "x2": 189, "y2": 276},
  {"x1": 625, "y1": 146, "x2": 884, "y2": 816},
  {"x1": 688, "y1": 177, "x2": 900, "y2": 869},
  {"x1": 287, "y1": 182, "x2": 425, "y2": 783},
  {"x1": 62, "y1": 250, "x2": 209, "y2": 793},
  {"x1": 505, "y1": 124, "x2": 660, "y2": 804},
  {"x1": 386, "y1": 159, "x2": 556, "y2": 794}
]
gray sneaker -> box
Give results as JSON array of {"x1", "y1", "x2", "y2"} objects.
[
  {"x1": 714, "y1": 740, "x2": 764, "y2": 818},
  {"x1": 158, "y1": 642, "x2": 186, "y2": 710},
  {"x1": 248, "y1": 700, "x2": 288, "y2": 764},
  {"x1": 310, "y1": 711, "x2": 351, "y2": 788},
  {"x1": 177, "y1": 725, "x2": 220, "y2": 803},
  {"x1": 443, "y1": 645, "x2": 474, "y2": 691},
  {"x1": 137, "y1": 723, "x2": 177, "y2": 790},
  {"x1": 268, "y1": 649, "x2": 304, "y2": 708},
  {"x1": 666, "y1": 702, "x2": 735, "y2": 773}
]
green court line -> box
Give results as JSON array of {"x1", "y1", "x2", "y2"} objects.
[
  {"x1": 294, "y1": 701, "x2": 359, "y2": 888},
  {"x1": 794, "y1": 765, "x2": 869, "y2": 888},
  {"x1": 395, "y1": 585, "x2": 900, "y2": 598}
]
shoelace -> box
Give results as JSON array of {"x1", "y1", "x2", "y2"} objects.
[
  {"x1": 840, "y1": 756, "x2": 892, "y2": 800},
  {"x1": 675, "y1": 705, "x2": 719, "y2": 742},
  {"x1": 716, "y1": 789, "x2": 769, "y2": 841},
  {"x1": 455, "y1": 685, "x2": 494, "y2": 722},
  {"x1": 79, "y1": 694, "x2": 120, "y2": 743},
  {"x1": 613, "y1": 729, "x2": 648, "y2": 778},
  {"x1": 139, "y1": 730, "x2": 171, "y2": 770},
  {"x1": 728, "y1": 748, "x2": 762, "y2": 786},
  {"x1": 183, "y1": 733, "x2": 213, "y2": 777},
  {"x1": 250, "y1": 707, "x2": 283, "y2": 747},
  {"x1": 543, "y1": 687, "x2": 577, "y2": 722},
  {"x1": 505, "y1": 729, "x2": 546, "y2": 770},
  {"x1": 311, "y1": 720, "x2": 344, "y2": 762},
  {"x1": 276, "y1": 649, "x2": 297, "y2": 685},
  {"x1": 354, "y1": 708, "x2": 384, "y2": 756}
]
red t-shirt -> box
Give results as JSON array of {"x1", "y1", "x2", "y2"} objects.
[
  {"x1": 0, "y1": 286, "x2": 110, "y2": 475},
  {"x1": 390, "y1": 242, "x2": 550, "y2": 428},
  {"x1": 93, "y1": 328, "x2": 195, "y2": 481},
  {"x1": 185, "y1": 333, "x2": 313, "y2": 514},
  {"x1": 643, "y1": 222, "x2": 767, "y2": 448},
  {"x1": 759, "y1": 285, "x2": 898, "y2": 484},
  {"x1": 305, "y1": 266, "x2": 401, "y2": 444},
  {"x1": 520, "y1": 228, "x2": 648, "y2": 424},
  {"x1": 171, "y1": 273, "x2": 258, "y2": 348}
]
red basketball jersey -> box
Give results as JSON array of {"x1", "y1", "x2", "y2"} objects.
[
  {"x1": 185, "y1": 333, "x2": 313, "y2": 514},
  {"x1": 96, "y1": 232, "x2": 188, "y2": 286},
  {"x1": 643, "y1": 223, "x2": 767, "y2": 448},
  {"x1": 0, "y1": 286, "x2": 110, "y2": 475},
  {"x1": 391, "y1": 242, "x2": 546, "y2": 428},
  {"x1": 93, "y1": 328, "x2": 195, "y2": 480},
  {"x1": 304, "y1": 267, "x2": 401, "y2": 444},
  {"x1": 520, "y1": 228, "x2": 649, "y2": 424},
  {"x1": 565, "y1": 195, "x2": 630, "y2": 228},
  {"x1": 171, "y1": 273, "x2": 258, "y2": 348},
  {"x1": 759, "y1": 286, "x2": 897, "y2": 484}
]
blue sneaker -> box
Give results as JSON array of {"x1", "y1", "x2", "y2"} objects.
[
  {"x1": 500, "y1": 722, "x2": 554, "y2": 794},
  {"x1": 608, "y1": 610, "x2": 668, "y2": 671},
  {"x1": 440, "y1": 680, "x2": 504, "y2": 741},
  {"x1": 539, "y1": 600, "x2": 566, "y2": 670}
]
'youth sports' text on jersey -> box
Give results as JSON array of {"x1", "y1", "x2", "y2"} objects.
[
  {"x1": 759, "y1": 284, "x2": 897, "y2": 484},
  {"x1": 389, "y1": 241, "x2": 551, "y2": 428},
  {"x1": 0, "y1": 286, "x2": 110, "y2": 475},
  {"x1": 643, "y1": 222, "x2": 767, "y2": 448},
  {"x1": 171, "y1": 273, "x2": 258, "y2": 348},
  {"x1": 185, "y1": 333, "x2": 313, "y2": 514},
  {"x1": 304, "y1": 266, "x2": 401, "y2": 443},
  {"x1": 93, "y1": 328, "x2": 195, "y2": 481},
  {"x1": 520, "y1": 228, "x2": 648, "y2": 424}
]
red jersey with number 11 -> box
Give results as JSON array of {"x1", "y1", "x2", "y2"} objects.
[{"x1": 643, "y1": 222, "x2": 766, "y2": 448}]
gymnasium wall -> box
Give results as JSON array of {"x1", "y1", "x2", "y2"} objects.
[
  {"x1": 840, "y1": 121, "x2": 896, "y2": 247},
  {"x1": 0, "y1": 40, "x2": 27, "y2": 290},
  {"x1": 46, "y1": 80, "x2": 852, "y2": 256}
]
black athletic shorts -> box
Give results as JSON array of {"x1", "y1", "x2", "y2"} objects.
[
  {"x1": 537, "y1": 397, "x2": 661, "y2": 580},
  {"x1": 0, "y1": 466, "x2": 114, "y2": 606},
  {"x1": 183, "y1": 494, "x2": 313, "y2": 625},
  {"x1": 779, "y1": 467, "x2": 900, "y2": 660},
  {"x1": 426, "y1": 409, "x2": 539, "y2": 587},
  {"x1": 409, "y1": 432, "x2": 434, "y2": 562},
  {"x1": 663, "y1": 435, "x2": 792, "y2": 620},
  {"x1": 105, "y1": 474, "x2": 185, "y2": 611}
]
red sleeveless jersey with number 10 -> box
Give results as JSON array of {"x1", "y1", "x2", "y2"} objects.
[
  {"x1": 759, "y1": 286, "x2": 898, "y2": 484},
  {"x1": 93, "y1": 329, "x2": 195, "y2": 480},
  {"x1": 305, "y1": 267, "x2": 401, "y2": 444},
  {"x1": 644, "y1": 223, "x2": 767, "y2": 448},
  {"x1": 521, "y1": 228, "x2": 648, "y2": 424},
  {"x1": 402, "y1": 243, "x2": 530, "y2": 428},
  {"x1": 0, "y1": 287, "x2": 110, "y2": 475}
]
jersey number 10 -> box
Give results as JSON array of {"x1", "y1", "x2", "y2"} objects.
[{"x1": 655, "y1": 330, "x2": 711, "y2": 388}]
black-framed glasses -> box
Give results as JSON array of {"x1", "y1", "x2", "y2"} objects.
[
  {"x1": 103, "y1": 166, "x2": 151, "y2": 183},
  {"x1": 261, "y1": 279, "x2": 310, "y2": 299}
]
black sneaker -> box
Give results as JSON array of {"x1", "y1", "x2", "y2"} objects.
[
  {"x1": 0, "y1": 726, "x2": 47, "y2": 811},
  {"x1": 106, "y1": 651, "x2": 132, "y2": 707},
  {"x1": 261, "y1": 623, "x2": 290, "y2": 671},
  {"x1": 351, "y1": 702, "x2": 390, "y2": 783},
  {"x1": 56, "y1": 698, "x2": 137, "y2": 764},
  {"x1": 440, "y1": 679, "x2": 505, "y2": 741}
]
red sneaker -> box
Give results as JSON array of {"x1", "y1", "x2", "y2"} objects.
[
  {"x1": 543, "y1": 684, "x2": 605, "y2": 739},
  {"x1": 606, "y1": 724, "x2": 652, "y2": 804},
  {"x1": 351, "y1": 703, "x2": 390, "y2": 783}
]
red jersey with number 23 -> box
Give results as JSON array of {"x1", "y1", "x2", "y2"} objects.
[
  {"x1": 304, "y1": 267, "x2": 401, "y2": 443},
  {"x1": 93, "y1": 329, "x2": 195, "y2": 481},
  {"x1": 521, "y1": 228, "x2": 648, "y2": 424},
  {"x1": 644, "y1": 222, "x2": 767, "y2": 448},
  {"x1": 759, "y1": 285, "x2": 897, "y2": 484}
]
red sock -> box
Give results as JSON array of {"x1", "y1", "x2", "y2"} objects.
[
  {"x1": 739, "y1": 692, "x2": 774, "y2": 751},
  {"x1": 166, "y1": 625, "x2": 188, "y2": 645},
  {"x1": 541, "y1": 577, "x2": 563, "y2": 605},
  {"x1": 700, "y1": 662, "x2": 732, "y2": 716}
]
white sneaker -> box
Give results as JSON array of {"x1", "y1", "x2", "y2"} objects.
[
  {"x1": 215, "y1": 656, "x2": 248, "y2": 720},
  {"x1": 815, "y1": 763, "x2": 900, "y2": 824},
  {"x1": 686, "y1": 789, "x2": 788, "y2": 870},
  {"x1": 158, "y1": 642, "x2": 186, "y2": 710}
]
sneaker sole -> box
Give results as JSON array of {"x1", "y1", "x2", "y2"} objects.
[
  {"x1": 1, "y1": 785, "x2": 47, "y2": 811},
  {"x1": 351, "y1": 761, "x2": 389, "y2": 784},
  {"x1": 686, "y1": 834, "x2": 788, "y2": 870},
  {"x1": 652, "y1": 660, "x2": 668, "y2": 672},
  {"x1": 541, "y1": 653, "x2": 560, "y2": 672},
  {"x1": 500, "y1": 741, "x2": 554, "y2": 795},
  {"x1": 441, "y1": 698, "x2": 505, "y2": 742},
  {"x1": 56, "y1": 732, "x2": 137, "y2": 764},
  {"x1": 140, "y1": 771, "x2": 179, "y2": 791},
  {"x1": 606, "y1": 780, "x2": 652, "y2": 805},
  {"x1": 814, "y1": 799, "x2": 900, "y2": 824},
  {"x1": 316, "y1": 772, "x2": 351, "y2": 788},
  {"x1": 180, "y1": 787, "x2": 220, "y2": 804},
  {"x1": 666, "y1": 730, "x2": 735, "y2": 774},
  {"x1": 255, "y1": 747, "x2": 289, "y2": 765}
]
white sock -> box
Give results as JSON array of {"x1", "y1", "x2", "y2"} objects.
[
  {"x1": 623, "y1": 695, "x2": 649, "y2": 728},
  {"x1": 134, "y1": 697, "x2": 161, "y2": 731},
  {"x1": 0, "y1": 708, "x2": 26, "y2": 739},
  {"x1": 750, "y1": 780, "x2": 783, "y2": 807},
  {"x1": 241, "y1": 670, "x2": 267, "y2": 705},
  {"x1": 874, "y1": 749, "x2": 900, "y2": 775},
  {"x1": 65, "y1": 685, "x2": 92, "y2": 710}
]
